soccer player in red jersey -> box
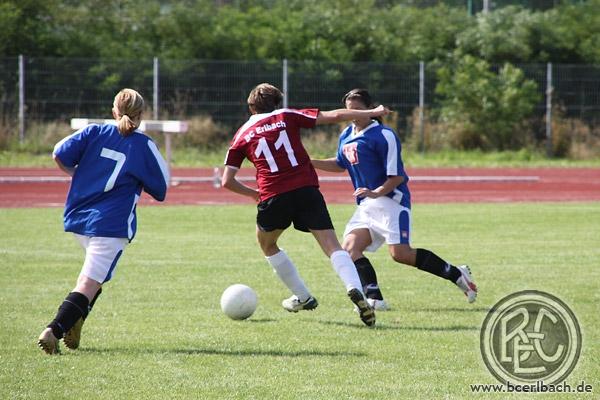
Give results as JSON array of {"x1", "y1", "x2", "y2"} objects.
[{"x1": 222, "y1": 83, "x2": 389, "y2": 326}]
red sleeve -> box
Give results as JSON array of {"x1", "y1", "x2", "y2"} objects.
[
  {"x1": 287, "y1": 108, "x2": 319, "y2": 129},
  {"x1": 224, "y1": 124, "x2": 249, "y2": 168},
  {"x1": 224, "y1": 148, "x2": 245, "y2": 168}
]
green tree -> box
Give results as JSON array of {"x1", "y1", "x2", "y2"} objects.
[
  {"x1": 0, "y1": 0, "x2": 61, "y2": 56},
  {"x1": 456, "y1": 6, "x2": 536, "y2": 63},
  {"x1": 436, "y1": 55, "x2": 540, "y2": 150},
  {"x1": 380, "y1": 4, "x2": 471, "y2": 62},
  {"x1": 559, "y1": 0, "x2": 600, "y2": 64}
]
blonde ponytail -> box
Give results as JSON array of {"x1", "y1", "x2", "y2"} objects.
[
  {"x1": 113, "y1": 88, "x2": 144, "y2": 136},
  {"x1": 117, "y1": 114, "x2": 138, "y2": 135}
]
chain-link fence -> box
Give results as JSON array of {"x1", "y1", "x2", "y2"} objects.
[{"x1": 1, "y1": 56, "x2": 599, "y2": 146}]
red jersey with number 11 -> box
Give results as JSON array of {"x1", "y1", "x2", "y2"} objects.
[{"x1": 225, "y1": 108, "x2": 320, "y2": 201}]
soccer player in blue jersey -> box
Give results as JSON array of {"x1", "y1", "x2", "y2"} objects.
[
  {"x1": 37, "y1": 88, "x2": 170, "y2": 354},
  {"x1": 312, "y1": 88, "x2": 477, "y2": 311}
]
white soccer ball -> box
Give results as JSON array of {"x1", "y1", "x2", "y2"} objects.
[{"x1": 220, "y1": 284, "x2": 258, "y2": 320}]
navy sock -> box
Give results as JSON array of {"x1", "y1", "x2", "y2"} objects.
[
  {"x1": 415, "y1": 248, "x2": 461, "y2": 283},
  {"x1": 86, "y1": 288, "x2": 102, "y2": 319},
  {"x1": 354, "y1": 257, "x2": 384, "y2": 300},
  {"x1": 48, "y1": 292, "x2": 89, "y2": 338}
]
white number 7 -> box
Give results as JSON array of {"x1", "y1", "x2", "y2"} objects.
[
  {"x1": 254, "y1": 130, "x2": 298, "y2": 173},
  {"x1": 100, "y1": 147, "x2": 126, "y2": 192}
]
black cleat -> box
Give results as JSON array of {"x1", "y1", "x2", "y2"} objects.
[{"x1": 348, "y1": 288, "x2": 376, "y2": 327}]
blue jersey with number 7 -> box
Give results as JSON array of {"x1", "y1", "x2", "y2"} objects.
[{"x1": 53, "y1": 124, "x2": 169, "y2": 241}]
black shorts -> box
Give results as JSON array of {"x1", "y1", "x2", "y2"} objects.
[{"x1": 256, "y1": 186, "x2": 334, "y2": 232}]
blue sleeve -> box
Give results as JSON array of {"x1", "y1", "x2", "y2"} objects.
[
  {"x1": 138, "y1": 139, "x2": 170, "y2": 202},
  {"x1": 53, "y1": 126, "x2": 94, "y2": 167},
  {"x1": 377, "y1": 128, "x2": 402, "y2": 176},
  {"x1": 335, "y1": 143, "x2": 345, "y2": 169}
]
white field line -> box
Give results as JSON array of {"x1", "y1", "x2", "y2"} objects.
[
  {"x1": 0, "y1": 175, "x2": 540, "y2": 183},
  {"x1": 173, "y1": 175, "x2": 540, "y2": 184},
  {"x1": 0, "y1": 176, "x2": 71, "y2": 182},
  {"x1": 0, "y1": 175, "x2": 540, "y2": 184}
]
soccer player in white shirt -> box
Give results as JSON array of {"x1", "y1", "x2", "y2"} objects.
[{"x1": 312, "y1": 89, "x2": 477, "y2": 311}]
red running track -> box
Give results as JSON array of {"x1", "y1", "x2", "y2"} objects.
[{"x1": 0, "y1": 167, "x2": 599, "y2": 208}]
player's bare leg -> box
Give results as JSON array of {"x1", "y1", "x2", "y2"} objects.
[
  {"x1": 256, "y1": 227, "x2": 285, "y2": 257},
  {"x1": 257, "y1": 227, "x2": 317, "y2": 311},
  {"x1": 311, "y1": 229, "x2": 375, "y2": 327}
]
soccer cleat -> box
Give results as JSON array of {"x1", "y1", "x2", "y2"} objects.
[
  {"x1": 367, "y1": 298, "x2": 390, "y2": 311},
  {"x1": 348, "y1": 288, "x2": 376, "y2": 327},
  {"x1": 456, "y1": 265, "x2": 478, "y2": 303},
  {"x1": 37, "y1": 328, "x2": 60, "y2": 355},
  {"x1": 63, "y1": 317, "x2": 84, "y2": 350},
  {"x1": 282, "y1": 295, "x2": 319, "y2": 312},
  {"x1": 354, "y1": 298, "x2": 389, "y2": 313}
]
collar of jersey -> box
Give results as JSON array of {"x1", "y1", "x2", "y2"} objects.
[{"x1": 351, "y1": 120, "x2": 379, "y2": 137}]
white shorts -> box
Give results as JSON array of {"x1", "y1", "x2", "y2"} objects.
[
  {"x1": 74, "y1": 234, "x2": 129, "y2": 284},
  {"x1": 343, "y1": 196, "x2": 412, "y2": 252}
]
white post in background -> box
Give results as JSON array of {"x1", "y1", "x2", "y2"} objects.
[
  {"x1": 153, "y1": 57, "x2": 170, "y2": 178},
  {"x1": 153, "y1": 57, "x2": 159, "y2": 120},
  {"x1": 419, "y1": 61, "x2": 425, "y2": 154},
  {"x1": 483, "y1": 0, "x2": 490, "y2": 13},
  {"x1": 282, "y1": 58, "x2": 288, "y2": 108},
  {"x1": 18, "y1": 55, "x2": 25, "y2": 143},
  {"x1": 546, "y1": 62, "x2": 553, "y2": 157}
]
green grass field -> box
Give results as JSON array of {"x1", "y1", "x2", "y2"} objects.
[{"x1": 1, "y1": 203, "x2": 598, "y2": 399}]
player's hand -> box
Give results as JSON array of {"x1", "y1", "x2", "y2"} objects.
[
  {"x1": 353, "y1": 187, "x2": 380, "y2": 199},
  {"x1": 371, "y1": 105, "x2": 391, "y2": 117}
]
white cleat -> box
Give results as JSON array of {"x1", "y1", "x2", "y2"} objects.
[
  {"x1": 367, "y1": 298, "x2": 390, "y2": 311},
  {"x1": 455, "y1": 265, "x2": 477, "y2": 303},
  {"x1": 282, "y1": 295, "x2": 318, "y2": 312}
]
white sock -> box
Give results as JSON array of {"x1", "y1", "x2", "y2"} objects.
[
  {"x1": 330, "y1": 250, "x2": 364, "y2": 293},
  {"x1": 266, "y1": 250, "x2": 311, "y2": 302}
]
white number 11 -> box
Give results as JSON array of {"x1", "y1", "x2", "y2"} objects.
[{"x1": 254, "y1": 130, "x2": 298, "y2": 173}]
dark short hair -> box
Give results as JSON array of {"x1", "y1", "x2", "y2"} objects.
[
  {"x1": 247, "y1": 83, "x2": 283, "y2": 113},
  {"x1": 342, "y1": 88, "x2": 373, "y2": 108}
]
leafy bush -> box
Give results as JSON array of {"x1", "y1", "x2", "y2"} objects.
[
  {"x1": 435, "y1": 55, "x2": 540, "y2": 150},
  {"x1": 176, "y1": 115, "x2": 230, "y2": 150},
  {"x1": 551, "y1": 108, "x2": 600, "y2": 159}
]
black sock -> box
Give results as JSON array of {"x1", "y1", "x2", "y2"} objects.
[
  {"x1": 86, "y1": 288, "x2": 102, "y2": 319},
  {"x1": 415, "y1": 248, "x2": 461, "y2": 283},
  {"x1": 48, "y1": 292, "x2": 89, "y2": 339},
  {"x1": 354, "y1": 257, "x2": 384, "y2": 300}
]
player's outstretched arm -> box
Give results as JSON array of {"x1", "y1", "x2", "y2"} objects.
[
  {"x1": 311, "y1": 158, "x2": 345, "y2": 173},
  {"x1": 315, "y1": 105, "x2": 390, "y2": 125},
  {"x1": 221, "y1": 166, "x2": 260, "y2": 202}
]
